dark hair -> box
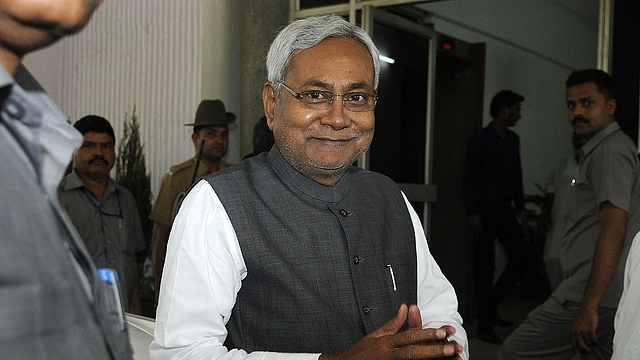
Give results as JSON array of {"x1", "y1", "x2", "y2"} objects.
[
  {"x1": 566, "y1": 69, "x2": 615, "y2": 100},
  {"x1": 74, "y1": 115, "x2": 115, "y2": 144},
  {"x1": 252, "y1": 116, "x2": 274, "y2": 154},
  {"x1": 242, "y1": 116, "x2": 275, "y2": 160},
  {"x1": 490, "y1": 90, "x2": 525, "y2": 118}
]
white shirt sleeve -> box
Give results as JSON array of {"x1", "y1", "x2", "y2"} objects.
[
  {"x1": 404, "y1": 193, "x2": 469, "y2": 360},
  {"x1": 150, "y1": 181, "x2": 320, "y2": 360},
  {"x1": 612, "y1": 231, "x2": 640, "y2": 360},
  {"x1": 150, "y1": 182, "x2": 467, "y2": 360}
]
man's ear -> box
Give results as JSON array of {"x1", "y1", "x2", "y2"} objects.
[
  {"x1": 263, "y1": 82, "x2": 276, "y2": 130},
  {"x1": 606, "y1": 98, "x2": 617, "y2": 116},
  {"x1": 191, "y1": 132, "x2": 200, "y2": 147}
]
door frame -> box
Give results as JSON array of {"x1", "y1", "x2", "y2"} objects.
[{"x1": 363, "y1": 7, "x2": 437, "y2": 240}]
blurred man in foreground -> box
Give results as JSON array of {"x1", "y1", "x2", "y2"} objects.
[{"x1": 0, "y1": 0, "x2": 133, "y2": 358}]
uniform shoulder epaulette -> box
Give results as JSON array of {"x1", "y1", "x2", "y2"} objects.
[{"x1": 167, "y1": 158, "x2": 195, "y2": 176}]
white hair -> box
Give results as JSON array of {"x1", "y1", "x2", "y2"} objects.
[{"x1": 266, "y1": 14, "x2": 381, "y2": 94}]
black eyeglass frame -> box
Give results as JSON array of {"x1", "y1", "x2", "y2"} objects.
[{"x1": 278, "y1": 83, "x2": 378, "y2": 112}]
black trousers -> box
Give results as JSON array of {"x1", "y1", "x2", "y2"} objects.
[{"x1": 474, "y1": 204, "x2": 529, "y2": 329}]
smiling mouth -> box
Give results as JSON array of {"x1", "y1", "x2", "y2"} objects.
[
  {"x1": 310, "y1": 138, "x2": 356, "y2": 149},
  {"x1": 311, "y1": 132, "x2": 359, "y2": 141},
  {"x1": 315, "y1": 138, "x2": 350, "y2": 142}
]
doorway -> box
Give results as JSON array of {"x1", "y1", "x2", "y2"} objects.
[
  {"x1": 366, "y1": 7, "x2": 435, "y2": 230},
  {"x1": 430, "y1": 35, "x2": 485, "y2": 322},
  {"x1": 365, "y1": 6, "x2": 485, "y2": 322}
]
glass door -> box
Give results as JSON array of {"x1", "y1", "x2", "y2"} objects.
[{"x1": 363, "y1": 8, "x2": 437, "y2": 239}]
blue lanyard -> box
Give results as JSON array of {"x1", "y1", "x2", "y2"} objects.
[{"x1": 81, "y1": 187, "x2": 122, "y2": 220}]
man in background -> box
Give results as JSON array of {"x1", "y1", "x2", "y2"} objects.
[
  {"x1": 58, "y1": 115, "x2": 146, "y2": 314},
  {"x1": 149, "y1": 99, "x2": 235, "y2": 300},
  {"x1": 501, "y1": 69, "x2": 640, "y2": 359},
  {"x1": 542, "y1": 134, "x2": 579, "y2": 292},
  {"x1": 0, "y1": 0, "x2": 133, "y2": 358},
  {"x1": 242, "y1": 115, "x2": 275, "y2": 159},
  {"x1": 463, "y1": 89, "x2": 530, "y2": 344}
]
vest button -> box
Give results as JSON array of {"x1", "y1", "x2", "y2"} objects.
[
  {"x1": 353, "y1": 255, "x2": 362, "y2": 264},
  {"x1": 362, "y1": 306, "x2": 372, "y2": 315},
  {"x1": 339, "y1": 209, "x2": 348, "y2": 217}
]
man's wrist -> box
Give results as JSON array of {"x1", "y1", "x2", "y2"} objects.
[{"x1": 579, "y1": 296, "x2": 600, "y2": 312}]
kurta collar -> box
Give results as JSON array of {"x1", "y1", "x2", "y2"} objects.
[{"x1": 267, "y1": 146, "x2": 351, "y2": 203}]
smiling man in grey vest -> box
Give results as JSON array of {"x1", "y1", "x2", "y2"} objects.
[{"x1": 152, "y1": 14, "x2": 468, "y2": 360}]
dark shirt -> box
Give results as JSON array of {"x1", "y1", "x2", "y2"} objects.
[{"x1": 463, "y1": 124, "x2": 525, "y2": 215}]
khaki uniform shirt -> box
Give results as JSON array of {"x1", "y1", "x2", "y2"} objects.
[{"x1": 149, "y1": 157, "x2": 232, "y2": 227}]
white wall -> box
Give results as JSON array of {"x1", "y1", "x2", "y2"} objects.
[
  {"x1": 201, "y1": 0, "x2": 243, "y2": 163},
  {"x1": 417, "y1": 0, "x2": 599, "y2": 196},
  {"x1": 23, "y1": 0, "x2": 243, "y2": 200}
]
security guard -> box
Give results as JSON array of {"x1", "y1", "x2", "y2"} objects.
[{"x1": 149, "y1": 99, "x2": 236, "y2": 301}]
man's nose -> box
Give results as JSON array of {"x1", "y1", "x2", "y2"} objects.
[
  {"x1": 320, "y1": 97, "x2": 351, "y2": 130},
  {"x1": 569, "y1": 106, "x2": 582, "y2": 118}
]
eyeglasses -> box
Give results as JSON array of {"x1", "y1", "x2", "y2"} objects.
[{"x1": 279, "y1": 83, "x2": 378, "y2": 112}]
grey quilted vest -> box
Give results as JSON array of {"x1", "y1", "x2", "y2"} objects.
[{"x1": 205, "y1": 147, "x2": 417, "y2": 354}]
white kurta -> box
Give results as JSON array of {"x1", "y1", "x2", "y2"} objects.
[
  {"x1": 612, "y1": 231, "x2": 640, "y2": 360},
  {"x1": 150, "y1": 180, "x2": 469, "y2": 360}
]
